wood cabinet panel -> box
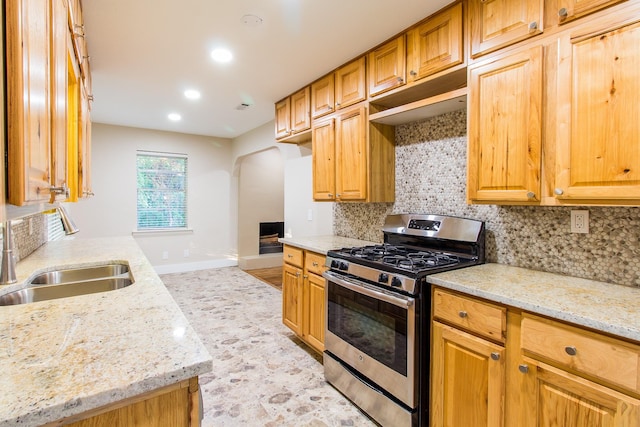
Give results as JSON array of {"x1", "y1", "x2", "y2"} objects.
[
  {"x1": 51, "y1": 0, "x2": 68, "y2": 192},
  {"x1": 469, "y1": 0, "x2": 544, "y2": 57},
  {"x1": 556, "y1": 0, "x2": 628, "y2": 24},
  {"x1": 521, "y1": 314, "x2": 640, "y2": 394},
  {"x1": 304, "y1": 251, "x2": 326, "y2": 276},
  {"x1": 290, "y1": 86, "x2": 311, "y2": 134},
  {"x1": 336, "y1": 105, "x2": 367, "y2": 201},
  {"x1": 311, "y1": 74, "x2": 335, "y2": 119},
  {"x1": 335, "y1": 57, "x2": 366, "y2": 110},
  {"x1": 368, "y1": 36, "x2": 406, "y2": 98},
  {"x1": 431, "y1": 321, "x2": 506, "y2": 427},
  {"x1": 282, "y1": 262, "x2": 303, "y2": 335},
  {"x1": 283, "y1": 245, "x2": 304, "y2": 268},
  {"x1": 467, "y1": 45, "x2": 543, "y2": 204},
  {"x1": 551, "y1": 19, "x2": 640, "y2": 203},
  {"x1": 274, "y1": 97, "x2": 291, "y2": 139},
  {"x1": 433, "y1": 289, "x2": 506, "y2": 343},
  {"x1": 6, "y1": 0, "x2": 52, "y2": 205},
  {"x1": 303, "y1": 271, "x2": 325, "y2": 353},
  {"x1": 312, "y1": 118, "x2": 336, "y2": 201},
  {"x1": 407, "y1": 2, "x2": 463, "y2": 83}
]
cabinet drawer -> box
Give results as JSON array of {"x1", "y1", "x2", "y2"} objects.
[
  {"x1": 283, "y1": 245, "x2": 304, "y2": 268},
  {"x1": 305, "y1": 252, "x2": 326, "y2": 276},
  {"x1": 433, "y1": 288, "x2": 506, "y2": 343},
  {"x1": 521, "y1": 314, "x2": 640, "y2": 393}
]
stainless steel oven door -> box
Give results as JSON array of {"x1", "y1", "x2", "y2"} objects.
[{"x1": 323, "y1": 270, "x2": 417, "y2": 408}]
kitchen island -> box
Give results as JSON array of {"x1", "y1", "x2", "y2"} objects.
[{"x1": 0, "y1": 237, "x2": 213, "y2": 426}]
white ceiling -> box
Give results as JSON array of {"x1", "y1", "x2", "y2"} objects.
[{"x1": 82, "y1": 0, "x2": 454, "y2": 139}]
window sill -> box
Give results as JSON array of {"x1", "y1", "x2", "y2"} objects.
[{"x1": 131, "y1": 228, "x2": 194, "y2": 237}]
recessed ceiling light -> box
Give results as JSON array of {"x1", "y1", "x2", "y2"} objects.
[
  {"x1": 168, "y1": 113, "x2": 182, "y2": 121},
  {"x1": 211, "y1": 48, "x2": 233, "y2": 63},
  {"x1": 184, "y1": 89, "x2": 201, "y2": 100}
]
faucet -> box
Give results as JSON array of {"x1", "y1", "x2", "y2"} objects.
[{"x1": 1, "y1": 221, "x2": 17, "y2": 285}]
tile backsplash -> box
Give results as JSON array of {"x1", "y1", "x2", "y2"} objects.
[{"x1": 334, "y1": 109, "x2": 640, "y2": 287}]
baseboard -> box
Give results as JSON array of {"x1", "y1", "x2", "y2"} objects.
[
  {"x1": 238, "y1": 253, "x2": 283, "y2": 270},
  {"x1": 154, "y1": 258, "x2": 238, "y2": 275}
]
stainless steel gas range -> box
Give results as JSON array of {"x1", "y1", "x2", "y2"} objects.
[{"x1": 322, "y1": 214, "x2": 485, "y2": 427}]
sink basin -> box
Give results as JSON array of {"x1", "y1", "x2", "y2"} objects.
[
  {"x1": 28, "y1": 263, "x2": 130, "y2": 285},
  {"x1": 0, "y1": 263, "x2": 134, "y2": 306},
  {"x1": 0, "y1": 278, "x2": 133, "y2": 306}
]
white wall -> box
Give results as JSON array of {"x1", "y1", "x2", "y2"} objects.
[{"x1": 70, "y1": 123, "x2": 236, "y2": 272}]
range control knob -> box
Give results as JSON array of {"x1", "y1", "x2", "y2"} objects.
[
  {"x1": 390, "y1": 277, "x2": 402, "y2": 288},
  {"x1": 378, "y1": 273, "x2": 389, "y2": 283},
  {"x1": 339, "y1": 262, "x2": 349, "y2": 271},
  {"x1": 330, "y1": 260, "x2": 340, "y2": 269}
]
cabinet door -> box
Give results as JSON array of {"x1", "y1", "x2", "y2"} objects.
[
  {"x1": 78, "y1": 82, "x2": 92, "y2": 198},
  {"x1": 552, "y1": 20, "x2": 640, "y2": 203},
  {"x1": 312, "y1": 118, "x2": 336, "y2": 201},
  {"x1": 51, "y1": 0, "x2": 68, "y2": 193},
  {"x1": 467, "y1": 46, "x2": 543, "y2": 204},
  {"x1": 336, "y1": 106, "x2": 367, "y2": 201},
  {"x1": 290, "y1": 86, "x2": 310, "y2": 134},
  {"x1": 518, "y1": 358, "x2": 640, "y2": 427},
  {"x1": 469, "y1": 0, "x2": 543, "y2": 58},
  {"x1": 282, "y1": 263, "x2": 303, "y2": 335},
  {"x1": 275, "y1": 97, "x2": 291, "y2": 139},
  {"x1": 431, "y1": 322, "x2": 506, "y2": 427},
  {"x1": 557, "y1": 0, "x2": 627, "y2": 24},
  {"x1": 335, "y1": 57, "x2": 366, "y2": 110},
  {"x1": 6, "y1": 0, "x2": 52, "y2": 205},
  {"x1": 368, "y1": 35, "x2": 406, "y2": 98},
  {"x1": 407, "y1": 2, "x2": 463, "y2": 83},
  {"x1": 311, "y1": 73, "x2": 335, "y2": 119},
  {"x1": 303, "y1": 272, "x2": 325, "y2": 353}
]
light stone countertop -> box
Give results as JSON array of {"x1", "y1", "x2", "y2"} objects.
[
  {"x1": 427, "y1": 263, "x2": 640, "y2": 343},
  {"x1": 278, "y1": 235, "x2": 379, "y2": 255},
  {"x1": 0, "y1": 237, "x2": 213, "y2": 427}
]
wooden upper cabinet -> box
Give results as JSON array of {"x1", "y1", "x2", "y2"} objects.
[
  {"x1": 556, "y1": 0, "x2": 627, "y2": 24},
  {"x1": 274, "y1": 97, "x2": 291, "y2": 139},
  {"x1": 469, "y1": 0, "x2": 544, "y2": 58},
  {"x1": 290, "y1": 86, "x2": 311, "y2": 134},
  {"x1": 550, "y1": 19, "x2": 640, "y2": 204},
  {"x1": 335, "y1": 105, "x2": 368, "y2": 201},
  {"x1": 311, "y1": 73, "x2": 335, "y2": 119},
  {"x1": 335, "y1": 56, "x2": 366, "y2": 110},
  {"x1": 467, "y1": 45, "x2": 543, "y2": 204},
  {"x1": 407, "y1": 2, "x2": 463, "y2": 83},
  {"x1": 312, "y1": 118, "x2": 336, "y2": 201},
  {"x1": 368, "y1": 35, "x2": 406, "y2": 98},
  {"x1": 6, "y1": 0, "x2": 53, "y2": 205},
  {"x1": 51, "y1": 0, "x2": 69, "y2": 193}
]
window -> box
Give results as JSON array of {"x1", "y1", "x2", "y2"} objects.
[{"x1": 136, "y1": 151, "x2": 187, "y2": 230}]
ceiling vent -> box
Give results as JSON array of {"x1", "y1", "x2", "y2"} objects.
[{"x1": 235, "y1": 103, "x2": 252, "y2": 111}]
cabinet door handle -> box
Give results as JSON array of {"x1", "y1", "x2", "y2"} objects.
[
  {"x1": 458, "y1": 311, "x2": 468, "y2": 318},
  {"x1": 409, "y1": 70, "x2": 417, "y2": 77},
  {"x1": 526, "y1": 191, "x2": 536, "y2": 199},
  {"x1": 490, "y1": 352, "x2": 500, "y2": 361},
  {"x1": 296, "y1": 272, "x2": 301, "y2": 277},
  {"x1": 554, "y1": 188, "x2": 564, "y2": 195},
  {"x1": 565, "y1": 346, "x2": 577, "y2": 356},
  {"x1": 528, "y1": 21, "x2": 538, "y2": 31},
  {"x1": 518, "y1": 364, "x2": 529, "y2": 374},
  {"x1": 328, "y1": 193, "x2": 333, "y2": 198},
  {"x1": 397, "y1": 77, "x2": 404, "y2": 83}
]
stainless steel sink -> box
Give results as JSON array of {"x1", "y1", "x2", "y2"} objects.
[
  {"x1": 28, "y1": 263, "x2": 130, "y2": 285},
  {"x1": 0, "y1": 263, "x2": 134, "y2": 306}
]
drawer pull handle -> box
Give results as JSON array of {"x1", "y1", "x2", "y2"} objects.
[
  {"x1": 490, "y1": 352, "x2": 500, "y2": 361},
  {"x1": 287, "y1": 254, "x2": 293, "y2": 258},
  {"x1": 565, "y1": 346, "x2": 577, "y2": 356},
  {"x1": 518, "y1": 364, "x2": 529, "y2": 374},
  {"x1": 312, "y1": 262, "x2": 318, "y2": 267},
  {"x1": 458, "y1": 311, "x2": 468, "y2": 318}
]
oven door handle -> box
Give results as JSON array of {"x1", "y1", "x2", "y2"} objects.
[{"x1": 323, "y1": 271, "x2": 414, "y2": 309}]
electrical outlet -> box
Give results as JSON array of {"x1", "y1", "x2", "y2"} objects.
[
  {"x1": 570, "y1": 210, "x2": 589, "y2": 233},
  {"x1": 183, "y1": 249, "x2": 190, "y2": 258},
  {"x1": 162, "y1": 250, "x2": 169, "y2": 260}
]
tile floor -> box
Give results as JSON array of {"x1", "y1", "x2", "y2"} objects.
[{"x1": 161, "y1": 267, "x2": 377, "y2": 427}]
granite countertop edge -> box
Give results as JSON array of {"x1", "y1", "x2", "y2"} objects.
[
  {"x1": 278, "y1": 235, "x2": 379, "y2": 255},
  {"x1": 427, "y1": 263, "x2": 640, "y2": 343},
  {"x1": 0, "y1": 236, "x2": 213, "y2": 427}
]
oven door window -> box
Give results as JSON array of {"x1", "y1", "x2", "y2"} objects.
[{"x1": 328, "y1": 282, "x2": 408, "y2": 376}]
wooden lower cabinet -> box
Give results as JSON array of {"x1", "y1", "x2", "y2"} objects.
[
  {"x1": 46, "y1": 377, "x2": 201, "y2": 427},
  {"x1": 431, "y1": 288, "x2": 640, "y2": 427},
  {"x1": 282, "y1": 245, "x2": 326, "y2": 353},
  {"x1": 431, "y1": 321, "x2": 506, "y2": 427}
]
